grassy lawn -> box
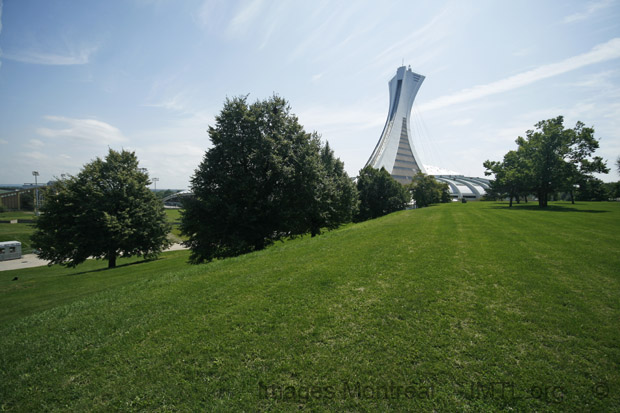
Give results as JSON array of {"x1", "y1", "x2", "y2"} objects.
[
  {"x1": 0, "y1": 212, "x2": 36, "y2": 252},
  {"x1": 0, "y1": 211, "x2": 35, "y2": 221},
  {"x1": 164, "y1": 208, "x2": 185, "y2": 242},
  {"x1": 1, "y1": 201, "x2": 619, "y2": 411}
]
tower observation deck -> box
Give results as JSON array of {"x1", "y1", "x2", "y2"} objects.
[{"x1": 366, "y1": 65, "x2": 426, "y2": 184}]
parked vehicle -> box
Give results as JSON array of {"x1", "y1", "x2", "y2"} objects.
[{"x1": 0, "y1": 241, "x2": 22, "y2": 261}]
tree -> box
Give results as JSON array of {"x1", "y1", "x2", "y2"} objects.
[
  {"x1": 355, "y1": 166, "x2": 410, "y2": 221},
  {"x1": 311, "y1": 142, "x2": 359, "y2": 235},
  {"x1": 408, "y1": 173, "x2": 451, "y2": 207},
  {"x1": 32, "y1": 149, "x2": 171, "y2": 268},
  {"x1": 181, "y1": 95, "x2": 357, "y2": 263},
  {"x1": 154, "y1": 189, "x2": 177, "y2": 200},
  {"x1": 603, "y1": 181, "x2": 620, "y2": 200},
  {"x1": 521, "y1": 117, "x2": 608, "y2": 207},
  {"x1": 486, "y1": 116, "x2": 608, "y2": 207},
  {"x1": 483, "y1": 149, "x2": 531, "y2": 207},
  {"x1": 616, "y1": 156, "x2": 620, "y2": 175},
  {"x1": 576, "y1": 177, "x2": 610, "y2": 201},
  {"x1": 19, "y1": 191, "x2": 34, "y2": 211}
]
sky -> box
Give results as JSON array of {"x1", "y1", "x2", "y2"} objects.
[{"x1": 1, "y1": 0, "x2": 619, "y2": 189}]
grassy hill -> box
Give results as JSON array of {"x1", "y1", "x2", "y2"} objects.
[{"x1": 1, "y1": 202, "x2": 619, "y2": 411}]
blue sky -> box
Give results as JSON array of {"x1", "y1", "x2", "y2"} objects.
[{"x1": 1, "y1": 0, "x2": 619, "y2": 189}]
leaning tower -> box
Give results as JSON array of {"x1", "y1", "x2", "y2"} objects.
[{"x1": 366, "y1": 66, "x2": 426, "y2": 184}]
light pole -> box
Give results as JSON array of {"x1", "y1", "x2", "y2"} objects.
[
  {"x1": 152, "y1": 177, "x2": 159, "y2": 192},
  {"x1": 32, "y1": 171, "x2": 39, "y2": 216}
]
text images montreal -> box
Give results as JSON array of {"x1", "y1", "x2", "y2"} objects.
[{"x1": 257, "y1": 380, "x2": 610, "y2": 403}]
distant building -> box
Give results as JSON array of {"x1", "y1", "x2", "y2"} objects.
[
  {"x1": 366, "y1": 66, "x2": 489, "y2": 200},
  {"x1": 366, "y1": 65, "x2": 426, "y2": 184},
  {"x1": 0, "y1": 186, "x2": 44, "y2": 211},
  {"x1": 162, "y1": 190, "x2": 193, "y2": 208}
]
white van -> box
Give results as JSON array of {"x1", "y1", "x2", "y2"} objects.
[{"x1": 0, "y1": 241, "x2": 22, "y2": 261}]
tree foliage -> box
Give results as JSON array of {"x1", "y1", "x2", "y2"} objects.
[
  {"x1": 484, "y1": 116, "x2": 609, "y2": 207},
  {"x1": 32, "y1": 149, "x2": 171, "y2": 268},
  {"x1": 355, "y1": 166, "x2": 410, "y2": 221},
  {"x1": 312, "y1": 142, "x2": 359, "y2": 234},
  {"x1": 408, "y1": 173, "x2": 451, "y2": 207},
  {"x1": 575, "y1": 177, "x2": 610, "y2": 201},
  {"x1": 483, "y1": 150, "x2": 531, "y2": 206},
  {"x1": 181, "y1": 95, "x2": 357, "y2": 263}
]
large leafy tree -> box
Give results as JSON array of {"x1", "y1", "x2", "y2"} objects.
[
  {"x1": 32, "y1": 149, "x2": 171, "y2": 268},
  {"x1": 485, "y1": 116, "x2": 608, "y2": 207},
  {"x1": 355, "y1": 166, "x2": 410, "y2": 221},
  {"x1": 519, "y1": 117, "x2": 608, "y2": 207},
  {"x1": 181, "y1": 95, "x2": 357, "y2": 263},
  {"x1": 408, "y1": 173, "x2": 451, "y2": 207}
]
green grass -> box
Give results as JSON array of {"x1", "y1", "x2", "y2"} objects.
[
  {"x1": 0, "y1": 212, "x2": 36, "y2": 252},
  {"x1": 164, "y1": 208, "x2": 185, "y2": 241},
  {"x1": 1, "y1": 202, "x2": 619, "y2": 411},
  {"x1": 0, "y1": 211, "x2": 35, "y2": 221}
]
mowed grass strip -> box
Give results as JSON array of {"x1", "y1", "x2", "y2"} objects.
[{"x1": 0, "y1": 202, "x2": 618, "y2": 411}]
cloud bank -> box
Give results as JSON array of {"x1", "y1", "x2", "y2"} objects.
[{"x1": 37, "y1": 116, "x2": 126, "y2": 144}]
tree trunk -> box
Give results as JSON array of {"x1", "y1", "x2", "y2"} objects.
[
  {"x1": 524, "y1": 195, "x2": 528, "y2": 203},
  {"x1": 509, "y1": 196, "x2": 513, "y2": 207},
  {"x1": 516, "y1": 195, "x2": 520, "y2": 204},
  {"x1": 570, "y1": 190, "x2": 575, "y2": 204},
  {"x1": 108, "y1": 250, "x2": 117, "y2": 268}
]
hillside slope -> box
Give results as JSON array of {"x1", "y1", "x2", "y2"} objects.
[{"x1": 1, "y1": 202, "x2": 619, "y2": 411}]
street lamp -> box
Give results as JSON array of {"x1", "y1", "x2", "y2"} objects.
[
  {"x1": 152, "y1": 177, "x2": 159, "y2": 192},
  {"x1": 32, "y1": 171, "x2": 39, "y2": 215}
]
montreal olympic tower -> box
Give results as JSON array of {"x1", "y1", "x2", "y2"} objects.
[{"x1": 366, "y1": 65, "x2": 426, "y2": 185}]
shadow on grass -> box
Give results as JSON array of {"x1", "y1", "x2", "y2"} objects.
[
  {"x1": 68, "y1": 258, "x2": 158, "y2": 276},
  {"x1": 489, "y1": 203, "x2": 609, "y2": 213}
]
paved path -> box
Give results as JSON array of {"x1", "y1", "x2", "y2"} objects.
[{"x1": 0, "y1": 244, "x2": 188, "y2": 272}]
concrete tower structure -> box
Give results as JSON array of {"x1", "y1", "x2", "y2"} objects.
[{"x1": 366, "y1": 65, "x2": 426, "y2": 184}]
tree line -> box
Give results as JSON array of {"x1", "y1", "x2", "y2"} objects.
[
  {"x1": 181, "y1": 96, "x2": 450, "y2": 263},
  {"x1": 31, "y1": 95, "x2": 450, "y2": 268}
]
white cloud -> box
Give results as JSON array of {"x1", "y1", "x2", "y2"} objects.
[
  {"x1": 226, "y1": 0, "x2": 264, "y2": 37},
  {"x1": 311, "y1": 72, "x2": 325, "y2": 82},
  {"x1": 144, "y1": 93, "x2": 190, "y2": 113},
  {"x1": 21, "y1": 151, "x2": 49, "y2": 161},
  {"x1": 568, "y1": 69, "x2": 617, "y2": 89},
  {"x1": 195, "y1": 0, "x2": 228, "y2": 31},
  {"x1": 563, "y1": 0, "x2": 614, "y2": 23},
  {"x1": 28, "y1": 139, "x2": 45, "y2": 148},
  {"x1": 421, "y1": 37, "x2": 620, "y2": 112},
  {"x1": 36, "y1": 116, "x2": 126, "y2": 144},
  {"x1": 2, "y1": 45, "x2": 97, "y2": 65},
  {"x1": 369, "y1": 4, "x2": 462, "y2": 76},
  {"x1": 0, "y1": 138, "x2": 8, "y2": 145}
]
